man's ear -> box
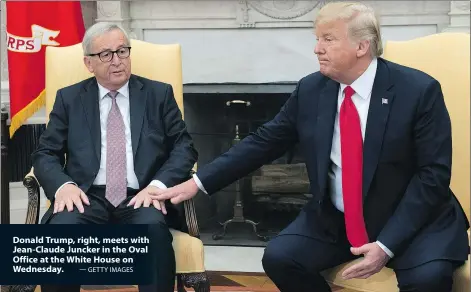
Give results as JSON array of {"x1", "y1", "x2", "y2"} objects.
[
  {"x1": 83, "y1": 56, "x2": 94, "y2": 73},
  {"x1": 356, "y1": 39, "x2": 371, "y2": 58}
]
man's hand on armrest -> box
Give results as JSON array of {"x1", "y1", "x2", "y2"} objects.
[{"x1": 54, "y1": 184, "x2": 90, "y2": 214}]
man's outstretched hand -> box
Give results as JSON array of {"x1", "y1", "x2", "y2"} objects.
[
  {"x1": 341, "y1": 242, "x2": 390, "y2": 280},
  {"x1": 150, "y1": 178, "x2": 199, "y2": 204}
]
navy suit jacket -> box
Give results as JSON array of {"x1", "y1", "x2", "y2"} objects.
[
  {"x1": 196, "y1": 58, "x2": 469, "y2": 269},
  {"x1": 32, "y1": 74, "x2": 198, "y2": 204}
]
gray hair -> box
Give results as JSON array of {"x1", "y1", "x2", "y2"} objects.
[
  {"x1": 82, "y1": 22, "x2": 130, "y2": 55},
  {"x1": 315, "y1": 2, "x2": 383, "y2": 57}
]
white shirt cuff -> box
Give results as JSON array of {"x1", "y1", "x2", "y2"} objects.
[
  {"x1": 376, "y1": 240, "x2": 394, "y2": 258},
  {"x1": 55, "y1": 181, "x2": 76, "y2": 198},
  {"x1": 192, "y1": 174, "x2": 208, "y2": 194},
  {"x1": 149, "y1": 180, "x2": 167, "y2": 189}
]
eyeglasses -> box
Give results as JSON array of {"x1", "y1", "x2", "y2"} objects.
[{"x1": 87, "y1": 46, "x2": 131, "y2": 62}]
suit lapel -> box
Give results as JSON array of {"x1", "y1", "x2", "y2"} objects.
[
  {"x1": 362, "y1": 59, "x2": 395, "y2": 198},
  {"x1": 80, "y1": 78, "x2": 101, "y2": 161},
  {"x1": 316, "y1": 80, "x2": 339, "y2": 195},
  {"x1": 129, "y1": 75, "x2": 146, "y2": 158}
]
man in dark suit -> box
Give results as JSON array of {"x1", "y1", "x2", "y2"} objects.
[
  {"x1": 32, "y1": 22, "x2": 197, "y2": 292},
  {"x1": 153, "y1": 2, "x2": 469, "y2": 291}
]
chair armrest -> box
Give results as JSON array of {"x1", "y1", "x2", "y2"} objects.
[
  {"x1": 22, "y1": 166, "x2": 203, "y2": 235},
  {"x1": 2, "y1": 285, "x2": 37, "y2": 292},
  {"x1": 23, "y1": 168, "x2": 41, "y2": 224},
  {"x1": 183, "y1": 199, "x2": 200, "y2": 238},
  {"x1": 183, "y1": 167, "x2": 200, "y2": 237}
]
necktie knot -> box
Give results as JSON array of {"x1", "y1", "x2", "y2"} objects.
[
  {"x1": 344, "y1": 86, "x2": 355, "y2": 100},
  {"x1": 108, "y1": 91, "x2": 118, "y2": 99}
]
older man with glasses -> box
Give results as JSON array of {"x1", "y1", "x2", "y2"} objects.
[{"x1": 32, "y1": 22, "x2": 198, "y2": 292}]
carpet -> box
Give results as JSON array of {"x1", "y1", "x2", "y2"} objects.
[{"x1": 33, "y1": 271, "x2": 356, "y2": 291}]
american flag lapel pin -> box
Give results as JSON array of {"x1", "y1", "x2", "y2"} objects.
[{"x1": 382, "y1": 98, "x2": 388, "y2": 105}]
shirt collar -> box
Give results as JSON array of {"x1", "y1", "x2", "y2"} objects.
[
  {"x1": 340, "y1": 58, "x2": 377, "y2": 100},
  {"x1": 97, "y1": 81, "x2": 129, "y2": 100}
]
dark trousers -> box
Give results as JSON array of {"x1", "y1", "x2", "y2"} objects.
[
  {"x1": 40, "y1": 186, "x2": 175, "y2": 292},
  {"x1": 262, "y1": 205, "x2": 463, "y2": 292}
]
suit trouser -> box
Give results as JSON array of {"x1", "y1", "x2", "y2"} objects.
[
  {"x1": 40, "y1": 186, "x2": 176, "y2": 292},
  {"x1": 261, "y1": 202, "x2": 464, "y2": 292}
]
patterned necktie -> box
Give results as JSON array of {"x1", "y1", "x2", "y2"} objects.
[
  {"x1": 340, "y1": 86, "x2": 369, "y2": 247},
  {"x1": 105, "y1": 90, "x2": 127, "y2": 207}
]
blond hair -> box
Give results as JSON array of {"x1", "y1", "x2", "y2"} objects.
[{"x1": 315, "y1": 2, "x2": 383, "y2": 57}]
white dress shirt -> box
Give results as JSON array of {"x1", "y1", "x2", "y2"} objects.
[
  {"x1": 328, "y1": 58, "x2": 393, "y2": 257},
  {"x1": 329, "y1": 59, "x2": 376, "y2": 213},
  {"x1": 55, "y1": 81, "x2": 167, "y2": 197},
  {"x1": 194, "y1": 58, "x2": 393, "y2": 257}
]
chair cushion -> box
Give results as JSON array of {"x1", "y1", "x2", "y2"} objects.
[
  {"x1": 323, "y1": 259, "x2": 469, "y2": 292},
  {"x1": 322, "y1": 231, "x2": 470, "y2": 292},
  {"x1": 170, "y1": 229, "x2": 205, "y2": 273},
  {"x1": 322, "y1": 259, "x2": 398, "y2": 292}
]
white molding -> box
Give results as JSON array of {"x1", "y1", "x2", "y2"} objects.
[
  {"x1": 1, "y1": 1, "x2": 463, "y2": 85},
  {"x1": 96, "y1": 1, "x2": 134, "y2": 37},
  {"x1": 1, "y1": 1, "x2": 8, "y2": 83},
  {"x1": 128, "y1": 1, "x2": 451, "y2": 29},
  {"x1": 1, "y1": 81, "x2": 46, "y2": 125},
  {"x1": 1, "y1": 81, "x2": 10, "y2": 114},
  {"x1": 444, "y1": 1, "x2": 470, "y2": 32},
  {"x1": 443, "y1": 1, "x2": 471, "y2": 33},
  {"x1": 1, "y1": 81, "x2": 8, "y2": 99},
  {"x1": 125, "y1": 1, "x2": 455, "y2": 83}
]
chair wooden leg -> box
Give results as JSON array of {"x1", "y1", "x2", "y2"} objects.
[{"x1": 179, "y1": 272, "x2": 210, "y2": 292}]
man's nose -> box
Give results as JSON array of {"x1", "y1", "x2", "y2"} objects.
[
  {"x1": 314, "y1": 41, "x2": 322, "y2": 54},
  {"x1": 111, "y1": 52, "x2": 121, "y2": 65}
]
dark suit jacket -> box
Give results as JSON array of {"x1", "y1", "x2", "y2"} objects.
[
  {"x1": 196, "y1": 58, "x2": 469, "y2": 269},
  {"x1": 32, "y1": 74, "x2": 198, "y2": 207}
]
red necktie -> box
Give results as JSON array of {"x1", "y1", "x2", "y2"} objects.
[{"x1": 340, "y1": 86, "x2": 369, "y2": 247}]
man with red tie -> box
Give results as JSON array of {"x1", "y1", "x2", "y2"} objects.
[{"x1": 152, "y1": 2, "x2": 469, "y2": 291}]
